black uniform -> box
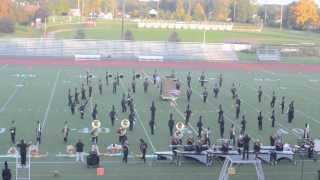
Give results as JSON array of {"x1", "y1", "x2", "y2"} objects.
[
  {"x1": 288, "y1": 101, "x2": 294, "y2": 123},
  {"x1": 9, "y1": 122, "x2": 16, "y2": 144},
  {"x1": 153, "y1": 70, "x2": 157, "y2": 85},
  {"x1": 98, "y1": 80, "x2": 103, "y2": 95},
  {"x1": 92, "y1": 104, "x2": 98, "y2": 120},
  {"x1": 105, "y1": 72, "x2": 109, "y2": 85},
  {"x1": 143, "y1": 79, "x2": 149, "y2": 93},
  {"x1": 258, "y1": 86, "x2": 262, "y2": 103},
  {"x1": 218, "y1": 105, "x2": 224, "y2": 122},
  {"x1": 281, "y1": 96, "x2": 285, "y2": 114},
  {"x1": 88, "y1": 85, "x2": 93, "y2": 98},
  {"x1": 229, "y1": 125, "x2": 236, "y2": 146},
  {"x1": 231, "y1": 84, "x2": 237, "y2": 99},
  {"x1": 271, "y1": 110, "x2": 276, "y2": 128},
  {"x1": 242, "y1": 135, "x2": 251, "y2": 160},
  {"x1": 187, "y1": 72, "x2": 191, "y2": 88},
  {"x1": 81, "y1": 84, "x2": 86, "y2": 100},
  {"x1": 200, "y1": 72, "x2": 205, "y2": 87},
  {"x1": 2, "y1": 162, "x2": 12, "y2": 180},
  {"x1": 62, "y1": 122, "x2": 69, "y2": 143},
  {"x1": 235, "y1": 97, "x2": 241, "y2": 119},
  {"x1": 202, "y1": 88, "x2": 208, "y2": 103},
  {"x1": 70, "y1": 101, "x2": 76, "y2": 115},
  {"x1": 258, "y1": 112, "x2": 263, "y2": 130},
  {"x1": 112, "y1": 79, "x2": 117, "y2": 94},
  {"x1": 109, "y1": 105, "x2": 116, "y2": 126},
  {"x1": 241, "y1": 115, "x2": 246, "y2": 134},
  {"x1": 129, "y1": 112, "x2": 135, "y2": 131},
  {"x1": 121, "y1": 94, "x2": 127, "y2": 113},
  {"x1": 36, "y1": 121, "x2": 41, "y2": 144},
  {"x1": 219, "y1": 74, "x2": 223, "y2": 87},
  {"x1": 131, "y1": 80, "x2": 136, "y2": 93},
  {"x1": 74, "y1": 88, "x2": 79, "y2": 104},
  {"x1": 79, "y1": 100, "x2": 88, "y2": 119},
  {"x1": 17, "y1": 140, "x2": 29, "y2": 166},
  {"x1": 139, "y1": 139, "x2": 148, "y2": 163},
  {"x1": 270, "y1": 91, "x2": 276, "y2": 108},
  {"x1": 185, "y1": 104, "x2": 192, "y2": 125},
  {"x1": 213, "y1": 84, "x2": 219, "y2": 98},
  {"x1": 122, "y1": 145, "x2": 129, "y2": 164},
  {"x1": 116, "y1": 72, "x2": 120, "y2": 85},
  {"x1": 68, "y1": 89, "x2": 72, "y2": 106},
  {"x1": 219, "y1": 115, "x2": 225, "y2": 138},
  {"x1": 196, "y1": 116, "x2": 203, "y2": 138},
  {"x1": 168, "y1": 114, "x2": 175, "y2": 136},
  {"x1": 149, "y1": 120, "x2": 155, "y2": 135},
  {"x1": 186, "y1": 88, "x2": 192, "y2": 102},
  {"x1": 150, "y1": 102, "x2": 156, "y2": 122}
]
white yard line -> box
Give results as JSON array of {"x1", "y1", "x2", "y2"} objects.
[
  {"x1": 41, "y1": 70, "x2": 61, "y2": 134},
  {"x1": 0, "y1": 86, "x2": 21, "y2": 113},
  {"x1": 119, "y1": 80, "x2": 156, "y2": 152}
]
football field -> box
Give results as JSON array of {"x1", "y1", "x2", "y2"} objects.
[{"x1": 0, "y1": 61, "x2": 319, "y2": 180}]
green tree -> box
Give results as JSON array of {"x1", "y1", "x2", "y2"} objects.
[
  {"x1": 176, "y1": 0, "x2": 185, "y2": 20},
  {"x1": 212, "y1": 0, "x2": 231, "y2": 21},
  {"x1": 106, "y1": 0, "x2": 118, "y2": 18},
  {"x1": 236, "y1": 0, "x2": 257, "y2": 23},
  {"x1": 193, "y1": 2, "x2": 206, "y2": 21}
]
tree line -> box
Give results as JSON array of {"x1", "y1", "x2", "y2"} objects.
[{"x1": 0, "y1": 0, "x2": 320, "y2": 33}]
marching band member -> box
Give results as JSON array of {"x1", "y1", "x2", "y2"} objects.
[
  {"x1": 62, "y1": 121, "x2": 69, "y2": 143},
  {"x1": 253, "y1": 139, "x2": 261, "y2": 159},
  {"x1": 36, "y1": 120, "x2": 41, "y2": 145},
  {"x1": 303, "y1": 123, "x2": 310, "y2": 139},
  {"x1": 9, "y1": 121, "x2": 16, "y2": 144}
]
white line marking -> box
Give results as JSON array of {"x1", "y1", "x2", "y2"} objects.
[
  {"x1": 41, "y1": 70, "x2": 61, "y2": 134},
  {"x1": 0, "y1": 86, "x2": 21, "y2": 112},
  {"x1": 119, "y1": 80, "x2": 156, "y2": 152}
]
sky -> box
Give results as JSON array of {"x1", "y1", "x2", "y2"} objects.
[{"x1": 258, "y1": 0, "x2": 320, "y2": 5}]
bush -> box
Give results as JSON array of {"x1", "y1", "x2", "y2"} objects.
[
  {"x1": 0, "y1": 18, "x2": 15, "y2": 33},
  {"x1": 168, "y1": 31, "x2": 180, "y2": 42},
  {"x1": 124, "y1": 30, "x2": 134, "y2": 41}
]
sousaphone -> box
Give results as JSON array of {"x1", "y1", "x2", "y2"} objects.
[
  {"x1": 91, "y1": 119, "x2": 101, "y2": 129},
  {"x1": 175, "y1": 121, "x2": 185, "y2": 131},
  {"x1": 121, "y1": 119, "x2": 130, "y2": 129}
]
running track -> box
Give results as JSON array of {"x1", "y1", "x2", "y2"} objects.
[{"x1": 1, "y1": 57, "x2": 320, "y2": 72}]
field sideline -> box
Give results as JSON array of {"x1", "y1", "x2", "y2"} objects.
[{"x1": 0, "y1": 58, "x2": 319, "y2": 180}]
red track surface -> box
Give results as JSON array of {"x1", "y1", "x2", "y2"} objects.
[{"x1": 1, "y1": 57, "x2": 320, "y2": 73}]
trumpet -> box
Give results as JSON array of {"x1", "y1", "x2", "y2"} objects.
[
  {"x1": 91, "y1": 119, "x2": 101, "y2": 129},
  {"x1": 121, "y1": 119, "x2": 130, "y2": 129}
]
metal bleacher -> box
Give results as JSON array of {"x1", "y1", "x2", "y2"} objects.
[{"x1": 0, "y1": 39, "x2": 238, "y2": 62}]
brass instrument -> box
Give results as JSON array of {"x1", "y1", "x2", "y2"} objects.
[
  {"x1": 91, "y1": 119, "x2": 101, "y2": 129},
  {"x1": 120, "y1": 119, "x2": 130, "y2": 129}
]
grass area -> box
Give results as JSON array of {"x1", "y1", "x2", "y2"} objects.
[
  {"x1": 1, "y1": 19, "x2": 320, "y2": 45},
  {"x1": 237, "y1": 51, "x2": 320, "y2": 64},
  {"x1": 0, "y1": 64, "x2": 319, "y2": 180}
]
